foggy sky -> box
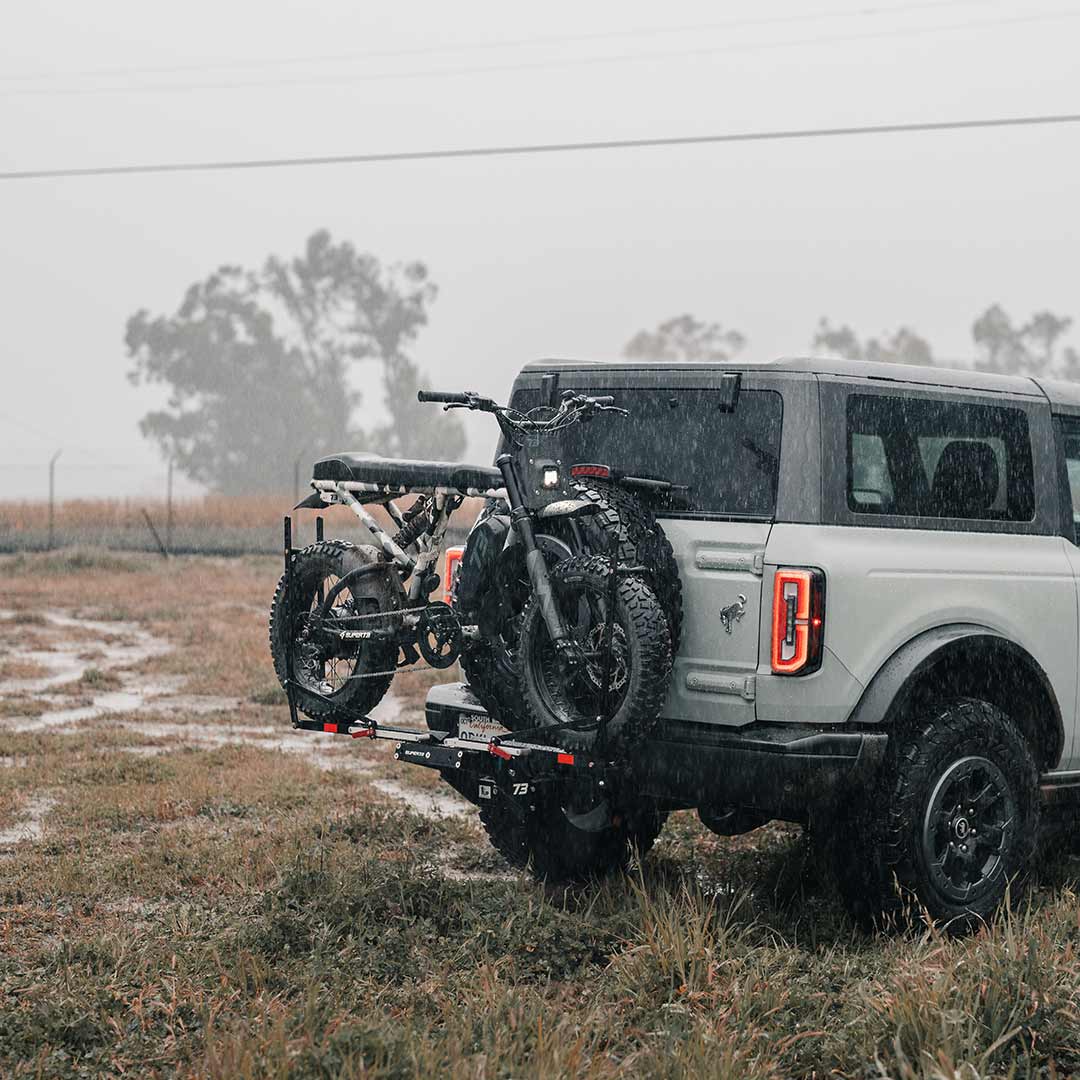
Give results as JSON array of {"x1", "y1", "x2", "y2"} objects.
[{"x1": 1, "y1": 0, "x2": 1077, "y2": 498}]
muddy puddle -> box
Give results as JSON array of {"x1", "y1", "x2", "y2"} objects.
[
  {"x1": 371, "y1": 778, "x2": 470, "y2": 819},
  {"x1": 0, "y1": 608, "x2": 201, "y2": 729},
  {"x1": 0, "y1": 607, "x2": 478, "y2": 859}
]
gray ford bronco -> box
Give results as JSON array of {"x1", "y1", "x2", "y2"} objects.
[{"x1": 278, "y1": 355, "x2": 1080, "y2": 928}]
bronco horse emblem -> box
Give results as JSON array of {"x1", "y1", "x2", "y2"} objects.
[{"x1": 719, "y1": 594, "x2": 748, "y2": 634}]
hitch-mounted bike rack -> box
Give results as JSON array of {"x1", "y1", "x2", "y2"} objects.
[{"x1": 280, "y1": 514, "x2": 614, "y2": 805}]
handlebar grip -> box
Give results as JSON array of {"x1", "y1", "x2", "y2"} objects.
[
  {"x1": 417, "y1": 390, "x2": 470, "y2": 405},
  {"x1": 591, "y1": 395, "x2": 615, "y2": 406}
]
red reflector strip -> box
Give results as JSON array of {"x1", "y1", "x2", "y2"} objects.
[
  {"x1": 323, "y1": 723, "x2": 338, "y2": 733},
  {"x1": 557, "y1": 753, "x2": 575, "y2": 765},
  {"x1": 488, "y1": 742, "x2": 512, "y2": 760},
  {"x1": 570, "y1": 463, "x2": 611, "y2": 479},
  {"x1": 350, "y1": 727, "x2": 375, "y2": 739}
]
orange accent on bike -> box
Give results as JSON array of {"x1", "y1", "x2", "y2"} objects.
[{"x1": 444, "y1": 546, "x2": 465, "y2": 605}]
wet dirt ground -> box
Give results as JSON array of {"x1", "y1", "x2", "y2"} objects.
[{"x1": 0, "y1": 604, "x2": 482, "y2": 856}]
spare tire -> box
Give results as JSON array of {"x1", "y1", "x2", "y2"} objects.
[{"x1": 573, "y1": 480, "x2": 683, "y2": 652}]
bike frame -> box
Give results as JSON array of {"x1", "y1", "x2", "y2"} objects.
[
  {"x1": 309, "y1": 468, "x2": 578, "y2": 652},
  {"x1": 318, "y1": 482, "x2": 473, "y2": 603}
]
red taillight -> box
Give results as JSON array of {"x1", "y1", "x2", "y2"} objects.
[
  {"x1": 771, "y1": 568, "x2": 825, "y2": 675},
  {"x1": 570, "y1": 463, "x2": 611, "y2": 479},
  {"x1": 444, "y1": 546, "x2": 464, "y2": 605}
]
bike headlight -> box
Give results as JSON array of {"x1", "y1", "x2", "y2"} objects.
[{"x1": 542, "y1": 467, "x2": 560, "y2": 489}]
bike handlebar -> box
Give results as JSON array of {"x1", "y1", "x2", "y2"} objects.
[
  {"x1": 417, "y1": 388, "x2": 628, "y2": 428},
  {"x1": 417, "y1": 390, "x2": 472, "y2": 405}
]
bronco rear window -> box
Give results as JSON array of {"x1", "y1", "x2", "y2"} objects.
[
  {"x1": 846, "y1": 393, "x2": 1034, "y2": 522},
  {"x1": 510, "y1": 386, "x2": 783, "y2": 517}
]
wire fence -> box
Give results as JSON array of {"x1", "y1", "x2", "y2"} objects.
[{"x1": 0, "y1": 464, "x2": 479, "y2": 556}]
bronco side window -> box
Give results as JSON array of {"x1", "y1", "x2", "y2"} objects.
[
  {"x1": 849, "y1": 433, "x2": 895, "y2": 511},
  {"x1": 1059, "y1": 418, "x2": 1080, "y2": 544},
  {"x1": 846, "y1": 394, "x2": 1034, "y2": 523}
]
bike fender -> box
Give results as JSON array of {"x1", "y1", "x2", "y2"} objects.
[
  {"x1": 535, "y1": 499, "x2": 602, "y2": 521},
  {"x1": 294, "y1": 489, "x2": 326, "y2": 510}
]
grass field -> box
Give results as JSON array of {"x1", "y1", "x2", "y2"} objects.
[{"x1": 3, "y1": 551, "x2": 1080, "y2": 1077}]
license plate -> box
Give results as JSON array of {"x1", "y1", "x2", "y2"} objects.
[{"x1": 457, "y1": 714, "x2": 510, "y2": 743}]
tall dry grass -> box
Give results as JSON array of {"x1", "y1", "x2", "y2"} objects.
[
  {"x1": 0, "y1": 495, "x2": 484, "y2": 555},
  {"x1": 1, "y1": 495, "x2": 353, "y2": 531},
  {"x1": 0, "y1": 494, "x2": 485, "y2": 531}
]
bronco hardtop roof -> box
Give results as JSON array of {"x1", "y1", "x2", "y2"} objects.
[{"x1": 519, "y1": 355, "x2": 1053, "y2": 400}]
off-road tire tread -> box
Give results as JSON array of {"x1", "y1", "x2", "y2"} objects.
[
  {"x1": 575, "y1": 481, "x2": 683, "y2": 652},
  {"x1": 478, "y1": 800, "x2": 668, "y2": 882},
  {"x1": 269, "y1": 539, "x2": 397, "y2": 723},
  {"x1": 459, "y1": 646, "x2": 521, "y2": 722},
  {"x1": 458, "y1": 486, "x2": 681, "y2": 722}
]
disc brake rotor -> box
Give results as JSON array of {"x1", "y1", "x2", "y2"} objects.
[{"x1": 583, "y1": 623, "x2": 629, "y2": 693}]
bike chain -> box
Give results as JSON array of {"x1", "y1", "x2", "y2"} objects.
[{"x1": 302, "y1": 601, "x2": 467, "y2": 682}]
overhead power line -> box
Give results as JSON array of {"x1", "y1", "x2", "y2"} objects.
[
  {"x1": 3, "y1": 112, "x2": 1079, "y2": 182},
  {"x1": 5, "y1": 7, "x2": 1076, "y2": 97},
  {"x1": 0, "y1": 0, "x2": 997, "y2": 84}
]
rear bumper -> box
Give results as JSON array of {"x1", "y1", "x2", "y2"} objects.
[
  {"x1": 426, "y1": 683, "x2": 887, "y2": 817},
  {"x1": 629, "y1": 719, "x2": 887, "y2": 816}
]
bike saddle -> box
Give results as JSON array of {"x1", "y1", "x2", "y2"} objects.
[{"x1": 313, "y1": 452, "x2": 503, "y2": 495}]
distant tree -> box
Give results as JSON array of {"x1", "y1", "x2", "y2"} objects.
[
  {"x1": 624, "y1": 314, "x2": 746, "y2": 362},
  {"x1": 812, "y1": 318, "x2": 934, "y2": 366},
  {"x1": 125, "y1": 230, "x2": 465, "y2": 494},
  {"x1": 972, "y1": 303, "x2": 1078, "y2": 377}
]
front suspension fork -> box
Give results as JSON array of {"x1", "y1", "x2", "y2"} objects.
[{"x1": 497, "y1": 453, "x2": 574, "y2": 651}]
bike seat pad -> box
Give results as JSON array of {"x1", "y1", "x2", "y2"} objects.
[{"x1": 313, "y1": 452, "x2": 503, "y2": 495}]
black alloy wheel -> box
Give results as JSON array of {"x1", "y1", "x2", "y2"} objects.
[
  {"x1": 832, "y1": 698, "x2": 1039, "y2": 931},
  {"x1": 921, "y1": 754, "x2": 1015, "y2": 905}
]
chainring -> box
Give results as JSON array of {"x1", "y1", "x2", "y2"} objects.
[{"x1": 417, "y1": 602, "x2": 463, "y2": 669}]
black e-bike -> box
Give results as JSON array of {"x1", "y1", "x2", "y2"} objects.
[{"x1": 269, "y1": 388, "x2": 673, "y2": 753}]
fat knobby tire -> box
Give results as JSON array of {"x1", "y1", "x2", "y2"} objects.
[
  {"x1": 574, "y1": 480, "x2": 683, "y2": 652},
  {"x1": 459, "y1": 485, "x2": 680, "y2": 725},
  {"x1": 835, "y1": 697, "x2": 1039, "y2": 930},
  {"x1": 479, "y1": 796, "x2": 668, "y2": 882},
  {"x1": 515, "y1": 554, "x2": 672, "y2": 753},
  {"x1": 459, "y1": 645, "x2": 521, "y2": 725},
  {"x1": 269, "y1": 540, "x2": 399, "y2": 725}
]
